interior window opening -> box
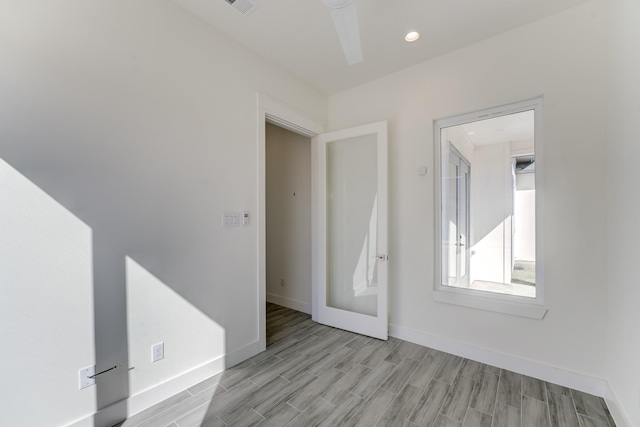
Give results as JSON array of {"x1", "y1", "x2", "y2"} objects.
[{"x1": 439, "y1": 108, "x2": 537, "y2": 299}]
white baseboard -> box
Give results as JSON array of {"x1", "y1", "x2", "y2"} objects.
[
  {"x1": 266, "y1": 293, "x2": 311, "y2": 314},
  {"x1": 68, "y1": 341, "x2": 263, "y2": 427},
  {"x1": 68, "y1": 399, "x2": 128, "y2": 427},
  {"x1": 69, "y1": 324, "x2": 629, "y2": 427},
  {"x1": 389, "y1": 323, "x2": 608, "y2": 397},
  {"x1": 390, "y1": 324, "x2": 633, "y2": 425},
  {"x1": 226, "y1": 339, "x2": 263, "y2": 368},
  {"x1": 604, "y1": 381, "x2": 632, "y2": 427},
  {"x1": 128, "y1": 357, "x2": 226, "y2": 418}
]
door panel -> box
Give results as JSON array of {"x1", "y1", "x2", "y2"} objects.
[
  {"x1": 446, "y1": 157, "x2": 459, "y2": 285},
  {"x1": 444, "y1": 145, "x2": 471, "y2": 288},
  {"x1": 317, "y1": 121, "x2": 387, "y2": 340},
  {"x1": 459, "y1": 160, "x2": 470, "y2": 286}
]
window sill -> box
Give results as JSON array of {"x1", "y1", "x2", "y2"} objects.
[{"x1": 433, "y1": 289, "x2": 547, "y2": 319}]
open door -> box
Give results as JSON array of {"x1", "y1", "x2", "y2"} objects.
[
  {"x1": 316, "y1": 121, "x2": 388, "y2": 340},
  {"x1": 445, "y1": 144, "x2": 470, "y2": 288}
]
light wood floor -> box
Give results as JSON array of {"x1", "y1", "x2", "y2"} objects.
[{"x1": 116, "y1": 304, "x2": 615, "y2": 427}]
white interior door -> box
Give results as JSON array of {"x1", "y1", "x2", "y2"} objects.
[
  {"x1": 316, "y1": 121, "x2": 388, "y2": 340},
  {"x1": 445, "y1": 145, "x2": 471, "y2": 287}
]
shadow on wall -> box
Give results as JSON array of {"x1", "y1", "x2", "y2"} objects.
[{"x1": 0, "y1": 157, "x2": 226, "y2": 426}]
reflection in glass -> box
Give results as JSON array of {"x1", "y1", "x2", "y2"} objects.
[
  {"x1": 327, "y1": 134, "x2": 378, "y2": 316},
  {"x1": 440, "y1": 110, "x2": 536, "y2": 298}
]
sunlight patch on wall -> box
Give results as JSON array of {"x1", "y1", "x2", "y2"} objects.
[
  {"x1": 125, "y1": 256, "x2": 226, "y2": 395},
  {"x1": 0, "y1": 158, "x2": 95, "y2": 426}
]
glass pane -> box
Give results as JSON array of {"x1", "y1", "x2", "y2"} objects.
[
  {"x1": 460, "y1": 164, "x2": 469, "y2": 284},
  {"x1": 512, "y1": 157, "x2": 536, "y2": 289},
  {"x1": 440, "y1": 110, "x2": 536, "y2": 298},
  {"x1": 446, "y1": 159, "x2": 458, "y2": 285},
  {"x1": 326, "y1": 133, "x2": 378, "y2": 317}
]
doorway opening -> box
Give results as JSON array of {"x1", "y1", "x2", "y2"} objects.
[
  {"x1": 258, "y1": 94, "x2": 388, "y2": 348},
  {"x1": 265, "y1": 122, "x2": 313, "y2": 337},
  {"x1": 257, "y1": 93, "x2": 325, "y2": 351}
]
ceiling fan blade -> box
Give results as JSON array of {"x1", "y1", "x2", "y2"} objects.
[{"x1": 328, "y1": 2, "x2": 363, "y2": 65}]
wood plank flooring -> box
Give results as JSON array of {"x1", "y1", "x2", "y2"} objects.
[{"x1": 115, "y1": 304, "x2": 616, "y2": 427}]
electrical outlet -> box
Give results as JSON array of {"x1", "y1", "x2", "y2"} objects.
[
  {"x1": 280, "y1": 278, "x2": 285, "y2": 287},
  {"x1": 151, "y1": 342, "x2": 164, "y2": 363},
  {"x1": 79, "y1": 365, "x2": 96, "y2": 390}
]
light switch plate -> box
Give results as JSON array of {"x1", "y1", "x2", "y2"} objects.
[{"x1": 222, "y1": 212, "x2": 240, "y2": 227}]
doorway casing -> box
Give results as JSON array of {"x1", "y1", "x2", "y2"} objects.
[{"x1": 256, "y1": 93, "x2": 325, "y2": 351}]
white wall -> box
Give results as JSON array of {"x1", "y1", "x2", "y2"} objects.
[
  {"x1": 514, "y1": 183, "x2": 536, "y2": 262},
  {"x1": 470, "y1": 143, "x2": 513, "y2": 284},
  {"x1": 4, "y1": 0, "x2": 635, "y2": 424},
  {"x1": 0, "y1": 1, "x2": 326, "y2": 425},
  {"x1": 605, "y1": 0, "x2": 640, "y2": 424},
  {"x1": 329, "y1": 0, "x2": 608, "y2": 382},
  {"x1": 443, "y1": 127, "x2": 475, "y2": 165},
  {"x1": 265, "y1": 123, "x2": 312, "y2": 312},
  {"x1": 125, "y1": 257, "x2": 226, "y2": 395},
  {"x1": 0, "y1": 159, "x2": 96, "y2": 426}
]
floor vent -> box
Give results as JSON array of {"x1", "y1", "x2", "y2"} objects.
[{"x1": 225, "y1": 0, "x2": 259, "y2": 16}]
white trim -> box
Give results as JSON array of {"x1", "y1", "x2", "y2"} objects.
[
  {"x1": 67, "y1": 328, "x2": 627, "y2": 427},
  {"x1": 68, "y1": 355, "x2": 226, "y2": 427},
  {"x1": 67, "y1": 400, "x2": 127, "y2": 427},
  {"x1": 389, "y1": 323, "x2": 608, "y2": 397},
  {"x1": 258, "y1": 94, "x2": 325, "y2": 137},
  {"x1": 225, "y1": 340, "x2": 263, "y2": 368},
  {"x1": 604, "y1": 382, "x2": 633, "y2": 427},
  {"x1": 257, "y1": 93, "x2": 325, "y2": 349},
  {"x1": 266, "y1": 293, "x2": 312, "y2": 314},
  {"x1": 433, "y1": 97, "x2": 547, "y2": 315},
  {"x1": 311, "y1": 136, "x2": 319, "y2": 322},
  {"x1": 68, "y1": 341, "x2": 263, "y2": 427},
  {"x1": 127, "y1": 356, "x2": 225, "y2": 417},
  {"x1": 68, "y1": 328, "x2": 627, "y2": 427},
  {"x1": 433, "y1": 289, "x2": 547, "y2": 319},
  {"x1": 316, "y1": 121, "x2": 389, "y2": 340}
]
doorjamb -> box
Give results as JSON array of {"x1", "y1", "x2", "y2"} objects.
[{"x1": 256, "y1": 93, "x2": 325, "y2": 351}]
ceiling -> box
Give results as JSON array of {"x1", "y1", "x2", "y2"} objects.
[
  {"x1": 170, "y1": 0, "x2": 588, "y2": 95},
  {"x1": 461, "y1": 110, "x2": 534, "y2": 147}
]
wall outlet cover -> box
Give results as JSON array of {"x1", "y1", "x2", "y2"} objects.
[
  {"x1": 79, "y1": 365, "x2": 96, "y2": 389},
  {"x1": 152, "y1": 342, "x2": 164, "y2": 363}
]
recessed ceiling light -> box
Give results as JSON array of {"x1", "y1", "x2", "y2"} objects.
[{"x1": 405, "y1": 31, "x2": 420, "y2": 42}]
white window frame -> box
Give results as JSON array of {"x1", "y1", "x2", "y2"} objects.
[{"x1": 433, "y1": 97, "x2": 547, "y2": 319}]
